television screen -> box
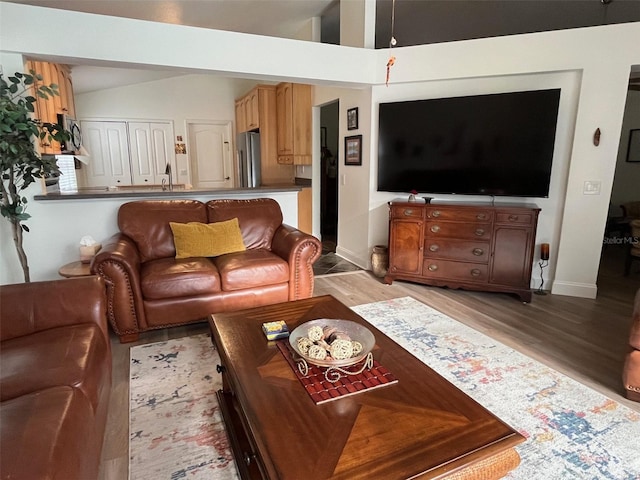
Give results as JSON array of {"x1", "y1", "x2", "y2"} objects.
[{"x1": 377, "y1": 89, "x2": 561, "y2": 198}]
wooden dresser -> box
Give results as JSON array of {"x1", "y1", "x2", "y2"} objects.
[{"x1": 384, "y1": 200, "x2": 541, "y2": 302}]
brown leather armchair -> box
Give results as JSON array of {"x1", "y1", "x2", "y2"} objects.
[
  {"x1": 92, "y1": 198, "x2": 321, "y2": 342},
  {"x1": 0, "y1": 276, "x2": 112, "y2": 479},
  {"x1": 623, "y1": 288, "x2": 640, "y2": 402}
]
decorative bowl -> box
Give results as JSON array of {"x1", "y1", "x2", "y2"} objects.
[{"x1": 289, "y1": 319, "x2": 375, "y2": 368}]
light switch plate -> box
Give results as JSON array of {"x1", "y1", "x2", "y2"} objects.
[{"x1": 583, "y1": 181, "x2": 601, "y2": 195}]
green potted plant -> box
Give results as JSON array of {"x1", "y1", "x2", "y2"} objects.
[{"x1": 0, "y1": 70, "x2": 70, "y2": 282}]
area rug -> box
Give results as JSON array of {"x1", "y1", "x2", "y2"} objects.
[
  {"x1": 129, "y1": 297, "x2": 640, "y2": 479},
  {"x1": 129, "y1": 335, "x2": 238, "y2": 480}
]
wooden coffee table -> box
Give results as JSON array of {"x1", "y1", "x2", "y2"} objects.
[{"x1": 209, "y1": 295, "x2": 524, "y2": 480}]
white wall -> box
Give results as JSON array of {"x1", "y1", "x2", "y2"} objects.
[
  {"x1": 76, "y1": 74, "x2": 258, "y2": 185},
  {"x1": 2, "y1": 3, "x2": 639, "y2": 298}
]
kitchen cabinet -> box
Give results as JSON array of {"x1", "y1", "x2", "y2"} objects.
[
  {"x1": 79, "y1": 120, "x2": 175, "y2": 188},
  {"x1": 385, "y1": 201, "x2": 540, "y2": 302},
  {"x1": 79, "y1": 121, "x2": 131, "y2": 187},
  {"x1": 26, "y1": 60, "x2": 77, "y2": 154},
  {"x1": 235, "y1": 88, "x2": 260, "y2": 133},
  {"x1": 128, "y1": 122, "x2": 174, "y2": 185},
  {"x1": 297, "y1": 187, "x2": 312, "y2": 234},
  {"x1": 235, "y1": 85, "x2": 294, "y2": 185},
  {"x1": 276, "y1": 83, "x2": 312, "y2": 166}
]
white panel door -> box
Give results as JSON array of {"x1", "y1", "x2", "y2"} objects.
[
  {"x1": 187, "y1": 121, "x2": 232, "y2": 188},
  {"x1": 80, "y1": 121, "x2": 131, "y2": 187},
  {"x1": 150, "y1": 123, "x2": 175, "y2": 184},
  {"x1": 128, "y1": 122, "x2": 155, "y2": 185}
]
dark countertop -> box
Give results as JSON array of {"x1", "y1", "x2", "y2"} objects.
[{"x1": 35, "y1": 184, "x2": 302, "y2": 201}]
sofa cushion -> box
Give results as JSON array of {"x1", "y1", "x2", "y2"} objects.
[
  {"x1": 119, "y1": 200, "x2": 208, "y2": 262},
  {"x1": 207, "y1": 198, "x2": 283, "y2": 250},
  {"x1": 0, "y1": 386, "x2": 99, "y2": 480},
  {"x1": 214, "y1": 249, "x2": 289, "y2": 291},
  {"x1": 170, "y1": 218, "x2": 246, "y2": 259},
  {"x1": 0, "y1": 324, "x2": 109, "y2": 412},
  {"x1": 141, "y1": 257, "x2": 222, "y2": 300}
]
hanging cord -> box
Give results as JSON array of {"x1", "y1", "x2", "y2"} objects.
[{"x1": 386, "y1": 0, "x2": 397, "y2": 86}]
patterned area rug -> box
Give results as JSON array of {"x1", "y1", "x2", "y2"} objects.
[
  {"x1": 129, "y1": 297, "x2": 640, "y2": 479},
  {"x1": 129, "y1": 335, "x2": 238, "y2": 480}
]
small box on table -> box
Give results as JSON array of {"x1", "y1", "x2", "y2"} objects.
[{"x1": 261, "y1": 320, "x2": 289, "y2": 340}]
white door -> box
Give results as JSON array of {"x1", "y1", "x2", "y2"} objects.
[
  {"x1": 187, "y1": 122, "x2": 233, "y2": 188},
  {"x1": 80, "y1": 121, "x2": 131, "y2": 187},
  {"x1": 128, "y1": 122, "x2": 175, "y2": 185}
]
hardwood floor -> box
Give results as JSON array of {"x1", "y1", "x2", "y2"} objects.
[{"x1": 98, "y1": 245, "x2": 640, "y2": 479}]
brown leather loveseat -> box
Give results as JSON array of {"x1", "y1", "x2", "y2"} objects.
[
  {"x1": 92, "y1": 198, "x2": 321, "y2": 342},
  {"x1": 623, "y1": 287, "x2": 640, "y2": 402},
  {"x1": 0, "y1": 276, "x2": 112, "y2": 479}
]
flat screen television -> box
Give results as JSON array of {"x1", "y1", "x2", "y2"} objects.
[{"x1": 377, "y1": 89, "x2": 561, "y2": 198}]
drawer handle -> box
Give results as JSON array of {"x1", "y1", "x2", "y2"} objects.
[
  {"x1": 508, "y1": 215, "x2": 519, "y2": 222},
  {"x1": 476, "y1": 213, "x2": 487, "y2": 220},
  {"x1": 244, "y1": 452, "x2": 256, "y2": 466},
  {"x1": 475, "y1": 228, "x2": 485, "y2": 236},
  {"x1": 430, "y1": 225, "x2": 441, "y2": 233},
  {"x1": 432, "y1": 210, "x2": 441, "y2": 218},
  {"x1": 472, "y1": 248, "x2": 484, "y2": 256},
  {"x1": 470, "y1": 269, "x2": 481, "y2": 277},
  {"x1": 429, "y1": 244, "x2": 439, "y2": 252},
  {"x1": 216, "y1": 364, "x2": 226, "y2": 373},
  {"x1": 403, "y1": 209, "x2": 414, "y2": 216},
  {"x1": 428, "y1": 264, "x2": 438, "y2": 272}
]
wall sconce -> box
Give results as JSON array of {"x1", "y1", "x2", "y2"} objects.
[{"x1": 535, "y1": 243, "x2": 550, "y2": 296}]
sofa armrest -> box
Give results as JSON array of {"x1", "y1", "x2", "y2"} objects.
[
  {"x1": 271, "y1": 224, "x2": 321, "y2": 300},
  {"x1": 91, "y1": 233, "x2": 146, "y2": 340},
  {"x1": 0, "y1": 276, "x2": 109, "y2": 343}
]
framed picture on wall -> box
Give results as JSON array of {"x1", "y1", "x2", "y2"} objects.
[
  {"x1": 347, "y1": 107, "x2": 359, "y2": 130},
  {"x1": 345, "y1": 135, "x2": 362, "y2": 166},
  {"x1": 627, "y1": 129, "x2": 640, "y2": 163}
]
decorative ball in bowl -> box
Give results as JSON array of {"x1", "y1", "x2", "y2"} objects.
[{"x1": 289, "y1": 319, "x2": 375, "y2": 368}]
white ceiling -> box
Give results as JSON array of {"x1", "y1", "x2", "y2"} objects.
[
  {"x1": 5, "y1": 0, "x2": 336, "y2": 38},
  {"x1": 4, "y1": 0, "x2": 336, "y2": 93}
]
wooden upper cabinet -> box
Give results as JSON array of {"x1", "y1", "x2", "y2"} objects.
[
  {"x1": 234, "y1": 85, "x2": 294, "y2": 185},
  {"x1": 276, "y1": 82, "x2": 311, "y2": 165},
  {"x1": 236, "y1": 87, "x2": 260, "y2": 133}
]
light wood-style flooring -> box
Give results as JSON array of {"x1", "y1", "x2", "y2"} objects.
[{"x1": 98, "y1": 244, "x2": 640, "y2": 479}]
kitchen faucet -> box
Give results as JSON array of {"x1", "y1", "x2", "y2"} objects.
[{"x1": 162, "y1": 163, "x2": 173, "y2": 191}]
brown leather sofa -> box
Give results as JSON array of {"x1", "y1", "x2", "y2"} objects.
[
  {"x1": 623, "y1": 287, "x2": 640, "y2": 402},
  {"x1": 92, "y1": 198, "x2": 322, "y2": 342},
  {"x1": 0, "y1": 276, "x2": 112, "y2": 479}
]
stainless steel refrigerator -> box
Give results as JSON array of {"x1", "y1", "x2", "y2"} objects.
[{"x1": 237, "y1": 132, "x2": 261, "y2": 188}]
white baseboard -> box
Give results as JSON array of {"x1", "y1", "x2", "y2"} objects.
[
  {"x1": 551, "y1": 281, "x2": 598, "y2": 299},
  {"x1": 334, "y1": 246, "x2": 367, "y2": 270}
]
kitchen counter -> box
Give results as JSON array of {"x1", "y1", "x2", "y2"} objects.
[{"x1": 34, "y1": 184, "x2": 301, "y2": 201}]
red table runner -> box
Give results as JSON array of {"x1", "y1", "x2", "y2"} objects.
[{"x1": 276, "y1": 341, "x2": 398, "y2": 405}]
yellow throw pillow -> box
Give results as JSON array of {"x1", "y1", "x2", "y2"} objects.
[{"x1": 170, "y1": 218, "x2": 246, "y2": 259}]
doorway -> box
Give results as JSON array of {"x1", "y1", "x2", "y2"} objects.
[
  {"x1": 186, "y1": 121, "x2": 233, "y2": 188},
  {"x1": 320, "y1": 101, "x2": 339, "y2": 253}
]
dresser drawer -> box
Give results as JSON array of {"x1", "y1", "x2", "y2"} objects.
[
  {"x1": 391, "y1": 206, "x2": 424, "y2": 220},
  {"x1": 422, "y1": 259, "x2": 488, "y2": 282},
  {"x1": 426, "y1": 221, "x2": 492, "y2": 241},
  {"x1": 426, "y1": 208, "x2": 493, "y2": 222},
  {"x1": 496, "y1": 211, "x2": 534, "y2": 225},
  {"x1": 425, "y1": 239, "x2": 490, "y2": 263}
]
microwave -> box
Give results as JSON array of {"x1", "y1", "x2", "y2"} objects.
[{"x1": 57, "y1": 114, "x2": 82, "y2": 153}]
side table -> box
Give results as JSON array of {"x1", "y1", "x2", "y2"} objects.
[{"x1": 58, "y1": 261, "x2": 93, "y2": 278}]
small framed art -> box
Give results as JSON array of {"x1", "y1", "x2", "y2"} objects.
[
  {"x1": 345, "y1": 135, "x2": 362, "y2": 166},
  {"x1": 347, "y1": 107, "x2": 359, "y2": 130},
  {"x1": 627, "y1": 129, "x2": 640, "y2": 163}
]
